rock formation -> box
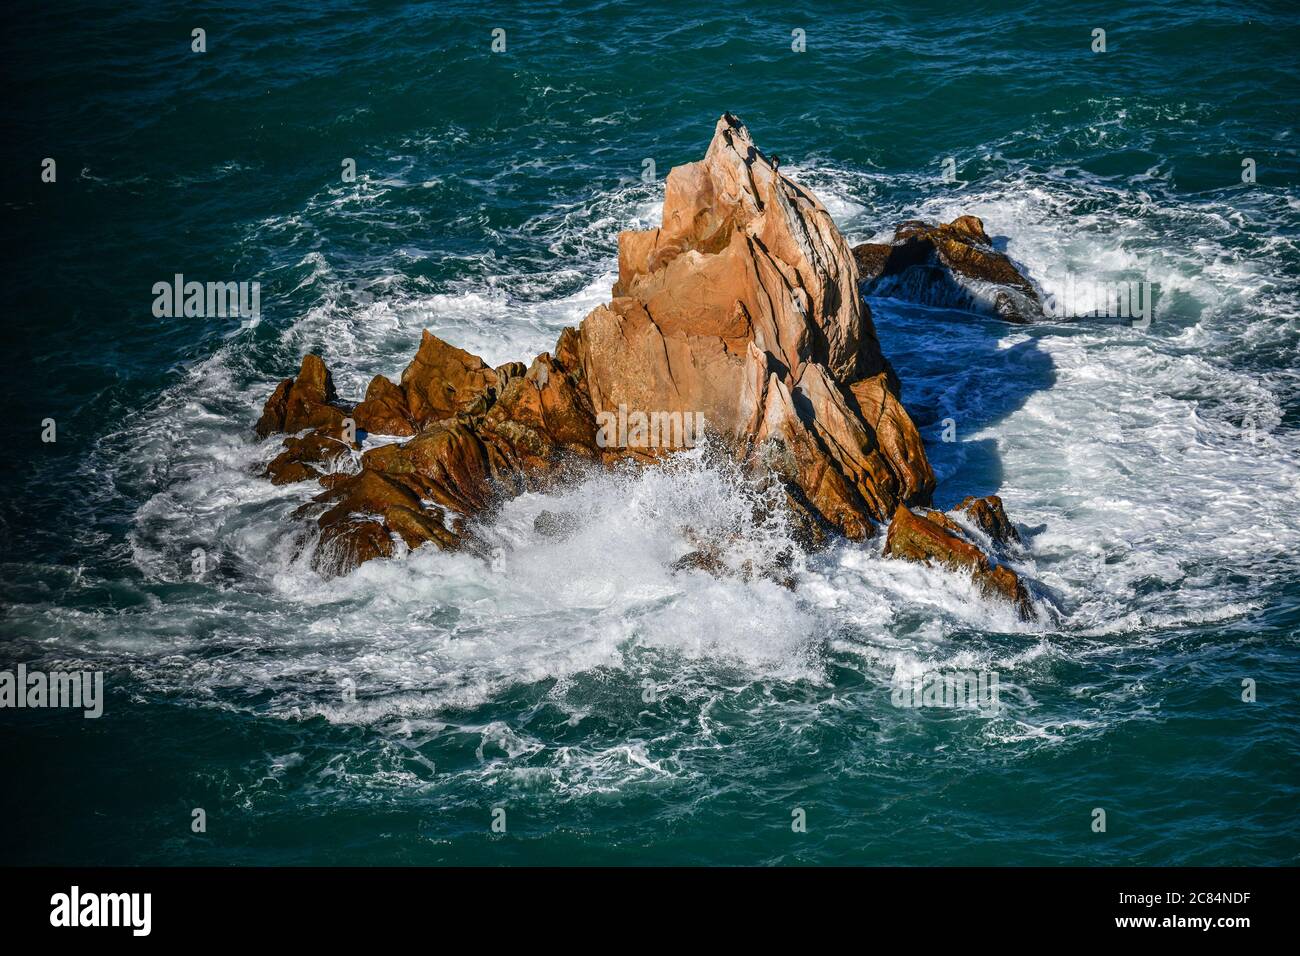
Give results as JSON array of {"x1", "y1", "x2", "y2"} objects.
[
  {"x1": 255, "y1": 354, "x2": 348, "y2": 439},
  {"x1": 852, "y1": 215, "x2": 1041, "y2": 322},
  {"x1": 253, "y1": 114, "x2": 1037, "y2": 619},
  {"x1": 953, "y1": 493, "x2": 1021, "y2": 547},
  {"x1": 883, "y1": 497, "x2": 1036, "y2": 621},
  {"x1": 256, "y1": 355, "x2": 359, "y2": 485}
]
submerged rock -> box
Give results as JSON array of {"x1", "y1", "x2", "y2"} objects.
[
  {"x1": 670, "y1": 541, "x2": 797, "y2": 590},
  {"x1": 884, "y1": 504, "x2": 1035, "y2": 621},
  {"x1": 253, "y1": 114, "x2": 1039, "y2": 615},
  {"x1": 853, "y1": 215, "x2": 1041, "y2": 322},
  {"x1": 534, "y1": 509, "x2": 582, "y2": 538}
]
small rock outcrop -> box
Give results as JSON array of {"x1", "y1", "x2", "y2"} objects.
[
  {"x1": 255, "y1": 354, "x2": 349, "y2": 439},
  {"x1": 303, "y1": 343, "x2": 603, "y2": 573},
  {"x1": 954, "y1": 493, "x2": 1021, "y2": 547},
  {"x1": 884, "y1": 501, "x2": 1035, "y2": 621},
  {"x1": 852, "y1": 215, "x2": 1041, "y2": 322},
  {"x1": 256, "y1": 355, "x2": 359, "y2": 484},
  {"x1": 351, "y1": 330, "x2": 514, "y2": 436},
  {"x1": 252, "y1": 114, "x2": 1038, "y2": 620}
]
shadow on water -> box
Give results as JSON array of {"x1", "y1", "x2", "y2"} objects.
[{"x1": 867, "y1": 296, "x2": 1058, "y2": 505}]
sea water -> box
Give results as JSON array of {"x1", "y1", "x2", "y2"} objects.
[{"x1": 1, "y1": 0, "x2": 1297, "y2": 865}]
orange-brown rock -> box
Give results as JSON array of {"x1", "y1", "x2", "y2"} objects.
[
  {"x1": 954, "y1": 494, "x2": 1021, "y2": 546},
  {"x1": 850, "y1": 243, "x2": 893, "y2": 286},
  {"x1": 275, "y1": 343, "x2": 603, "y2": 573},
  {"x1": 849, "y1": 372, "x2": 935, "y2": 507},
  {"x1": 255, "y1": 354, "x2": 349, "y2": 438},
  {"x1": 360, "y1": 421, "x2": 495, "y2": 517},
  {"x1": 256, "y1": 356, "x2": 361, "y2": 485},
  {"x1": 921, "y1": 508, "x2": 968, "y2": 538},
  {"x1": 255, "y1": 379, "x2": 293, "y2": 440},
  {"x1": 475, "y1": 354, "x2": 603, "y2": 479},
  {"x1": 346, "y1": 331, "x2": 508, "y2": 437},
  {"x1": 351, "y1": 373, "x2": 415, "y2": 436},
  {"x1": 884, "y1": 505, "x2": 1035, "y2": 620},
  {"x1": 853, "y1": 215, "x2": 1041, "y2": 322},
  {"x1": 316, "y1": 519, "x2": 394, "y2": 573},
  {"x1": 400, "y1": 330, "x2": 503, "y2": 427},
  {"x1": 576, "y1": 113, "x2": 932, "y2": 536},
  {"x1": 265, "y1": 428, "x2": 358, "y2": 485},
  {"x1": 302, "y1": 468, "x2": 464, "y2": 576}
]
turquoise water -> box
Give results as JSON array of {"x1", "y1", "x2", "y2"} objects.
[{"x1": 2, "y1": 0, "x2": 1298, "y2": 864}]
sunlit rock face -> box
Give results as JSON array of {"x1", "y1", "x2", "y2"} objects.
[{"x1": 578, "y1": 112, "x2": 934, "y2": 537}]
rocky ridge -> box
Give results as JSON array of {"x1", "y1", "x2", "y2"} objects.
[{"x1": 254, "y1": 114, "x2": 1039, "y2": 619}]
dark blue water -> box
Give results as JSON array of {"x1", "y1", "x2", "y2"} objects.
[{"x1": 2, "y1": 0, "x2": 1298, "y2": 865}]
